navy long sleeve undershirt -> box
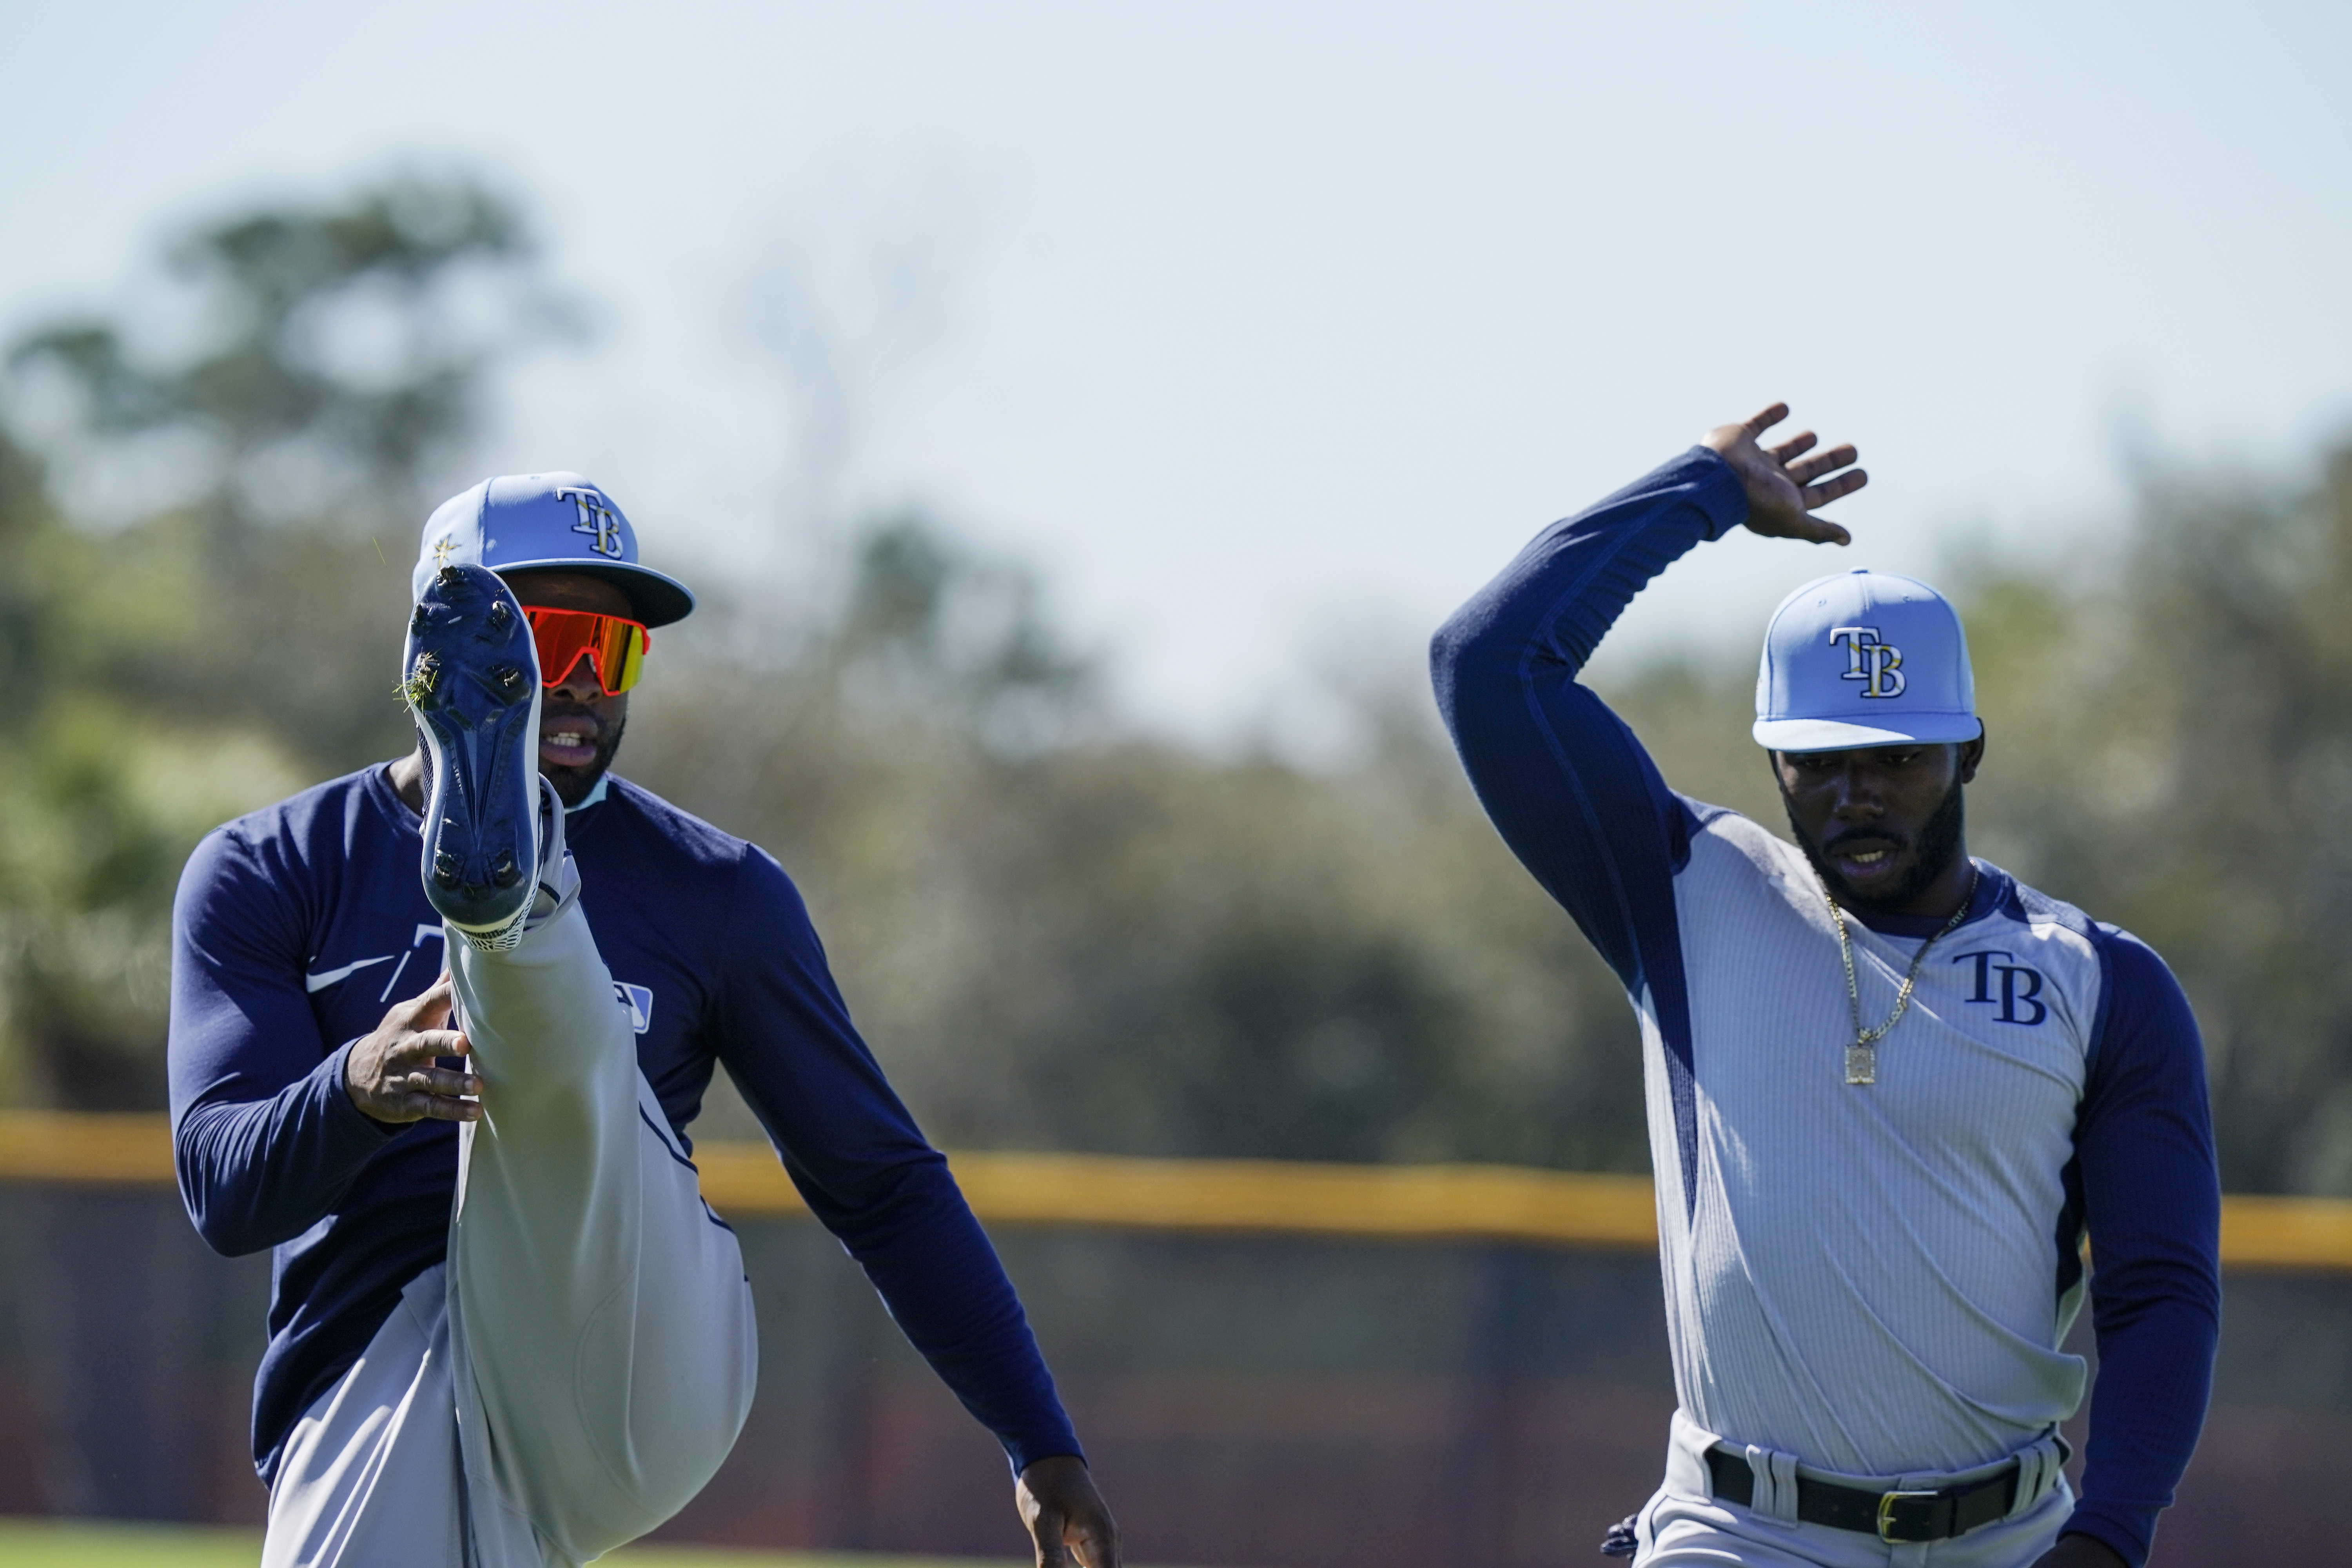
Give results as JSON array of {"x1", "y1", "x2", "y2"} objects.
[
  {"x1": 169, "y1": 766, "x2": 1080, "y2": 1481},
  {"x1": 1430, "y1": 447, "x2": 2219, "y2": 1566}
]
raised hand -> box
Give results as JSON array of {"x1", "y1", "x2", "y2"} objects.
[
  {"x1": 1701, "y1": 402, "x2": 1866, "y2": 544},
  {"x1": 1017, "y1": 1455, "x2": 1121, "y2": 1568},
  {"x1": 345, "y1": 973, "x2": 483, "y2": 1124}
]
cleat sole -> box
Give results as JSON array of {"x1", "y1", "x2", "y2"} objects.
[{"x1": 403, "y1": 564, "x2": 543, "y2": 936}]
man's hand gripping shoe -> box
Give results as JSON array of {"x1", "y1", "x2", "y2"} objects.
[{"x1": 402, "y1": 564, "x2": 546, "y2": 951}]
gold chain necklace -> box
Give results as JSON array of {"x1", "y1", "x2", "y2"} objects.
[{"x1": 1822, "y1": 866, "x2": 1979, "y2": 1086}]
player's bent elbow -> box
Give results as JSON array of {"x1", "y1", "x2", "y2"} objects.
[
  {"x1": 178, "y1": 1183, "x2": 294, "y2": 1257},
  {"x1": 1428, "y1": 616, "x2": 1499, "y2": 740},
  {"x1": 183, "y1": 1201, "x2": 276, "y2": 1258},
  {"x1": 174, "y1": 1146, "x2": 320, "y2": 1257},
  {"x1": 1427, "y1": 610, "x2": 1481, "y2": 695}
]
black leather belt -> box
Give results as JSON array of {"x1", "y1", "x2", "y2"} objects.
[{"x1": 1705, "y1": 1446, "x2": 2019, "y2": 1544}]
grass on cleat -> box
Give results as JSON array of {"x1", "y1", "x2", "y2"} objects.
[{"x1": 399, "y1": 650, "x2": 441, "y2": 707}]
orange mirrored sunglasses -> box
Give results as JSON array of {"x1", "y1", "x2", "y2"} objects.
[{"x1": 524, "y1": 607, "x2": 652, "y2": 696}]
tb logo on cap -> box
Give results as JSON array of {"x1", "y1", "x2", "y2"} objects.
[
  {"x1": 1829, "y1": 626, "x2": 1906, "y2": 699},
  {"x1": 555, "y1": 486, "x2": 626, "y2": 559}
]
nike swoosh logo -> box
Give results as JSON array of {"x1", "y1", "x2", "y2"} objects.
[{"x1": 306, "y1": 955, "x2": 395, "y2": 993}]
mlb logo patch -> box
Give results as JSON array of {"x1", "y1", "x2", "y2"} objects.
[{"x1": 612, "y1": 982, "x2": 654, "y2": 1035}]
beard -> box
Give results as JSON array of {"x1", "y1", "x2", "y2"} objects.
[
  {"x1": 1781, "y1": 772, "x2": 1968, "y2": 916},
  {"x1": 540, "y1": 708, "x2": 627, "y2": 808}
]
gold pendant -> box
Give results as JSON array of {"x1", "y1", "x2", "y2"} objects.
[{"x1": 1844, "y1": 1041, "x2": 1877, "y2": 1086}]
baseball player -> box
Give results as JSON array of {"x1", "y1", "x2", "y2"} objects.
[
  {"x1": 168, "y1": 475, "x2": 1119, "y2": 1566},
  {"x1": 1429, "y1": 407, "x2": 2218, "y2": 1567}
]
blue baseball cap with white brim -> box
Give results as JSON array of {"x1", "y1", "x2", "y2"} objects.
[
  {"x1": 1753, "y1": 568, "x2": 1981, "y2": 752},
  {"x1": 412, "y1": 473, "x2": 695, "y2": 628}
]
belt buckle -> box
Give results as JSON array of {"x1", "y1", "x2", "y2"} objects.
[{"x1": 1875, "y1": 1489, "x2": 1944, "y2": 1544}]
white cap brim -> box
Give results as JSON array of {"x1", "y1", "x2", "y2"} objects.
[{"x1": 1753, "y1": 713, "x2": 1984, "y2": 751}]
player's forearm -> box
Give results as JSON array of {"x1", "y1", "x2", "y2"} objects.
[
  {"x1": 1427, "y1": 444, "x2": 1741, "y2": 882},
  {"x1": 720, "y1": 849, "x2": 1085, "y2": 1466},
  {"x1": 822, "y1": 1166, "x2": 1083, "y2": 1470},
  {"x1": 1429, "y1": 446, "x2": 1746, "y2": 710},
  {"x1": 174, "y1": 1040, "x2": 406, "y2": 1255},
  {"x1": 2067, "y1": 935, "x2": 2221, "y2": 1567},
  {"x1": 2069, "y1": 1230, "x2": 2219, "y2": 1566},
  {"x1": 2068, "y1": 1298, "x2": 2218, "y2": 1568}
]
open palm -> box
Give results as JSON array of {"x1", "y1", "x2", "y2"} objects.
[{"x1": 1700, "y1": 402, "x2": 1867, "y2": 544}]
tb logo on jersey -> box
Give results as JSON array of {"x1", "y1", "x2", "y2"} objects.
[
  {"x1": 1953, "y1": 949, "x2": 2047, "y2": 1024},
  {"x1": 555, "y1": 486, "x2": 626, "y2": 559},
  {"x1": 1829, "y1": 625, "x2": 1906, "y2": 699}
]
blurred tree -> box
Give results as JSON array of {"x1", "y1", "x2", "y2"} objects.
[
  {"x1": 0, "y1": 428, "x2": 305, "y2": 1107},
  {"x1": 829, "y1": 517, "x2": 1099, "y2": 755},
  {"x1": 8, "y1": 172, "x2": 567, "y2": 774},
  {"x1": 12, "y1": 174, "x2": 561, "y2": 542},
  {"x1": 0, "y1": 174, "x2": 559, "y2": 1109}
]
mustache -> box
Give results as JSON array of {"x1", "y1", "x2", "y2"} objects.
[
  {"x1": 1782, "y1": 775, "x2": 1968, "y2": 915},
  {"x1": 1820, "y1": 827, "x2": 1909, "y2": 855}
]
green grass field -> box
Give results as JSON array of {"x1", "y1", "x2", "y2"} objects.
[{"x1": 0, "y1": 1519, "x2": 1033, "y2": 1568}]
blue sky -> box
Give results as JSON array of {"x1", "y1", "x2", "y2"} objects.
[{"x1": 5, "y1": 2, "x2": 2348, "y2": 739}]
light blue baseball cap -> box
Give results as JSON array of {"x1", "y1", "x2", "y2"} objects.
[
  {"x1": 412, "y1": 473, "x2": 696, "y2": 627},
  {"x1": 1753, "y1": 568, "x2": 1981, "y2": 751}
]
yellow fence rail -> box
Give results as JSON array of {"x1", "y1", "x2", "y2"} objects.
[{"x1": 4, "y1": 1111, "x2": 2348, "y2": 1271}]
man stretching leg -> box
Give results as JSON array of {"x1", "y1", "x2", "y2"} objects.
[{"x1": 171, "y1": 475, "x2": 1118, "y2": 1566}]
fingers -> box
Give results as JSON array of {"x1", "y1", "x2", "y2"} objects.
[
  {"x1": 391, "y1": 1063, "x2": 485, "y2": 1100},
  {"x1": 1016, "y1": 1458, "x2": 1118, "y2": 1568},
  {"x1": 1775, "y1": 512, "x2": 1853, "y2": 545},
  {"x1": 1033, "y1": 1509, "x2": 1121, "y2": 1568},
  {"x1": 397, "y1": 973, "x2": 455, "y2": 1030},
  {"x1": 1786, "y1": 441, "x2": 1859, "y2": 487},
  {"x1": 378, "y1": 1083, "x2": 482, "y2": 1123},
  {"x1": 386, "y1": 1040, "x2": 484, "y2": 1122},
  {"x1": 1800, "y1": 467, "x2": 1869, "y2": 512},
  {"x1": 349, "y1": 1062, "x2": 483, "y2": 1125},
  {"x1": 375, "y1": 1030, "x2": 483, "y2": 1122},
  {"x1": 1069, "y1": 1515, "x2": 1122, "y2": 1568},
  {"x1": 1740, "y1": 401, "x2": 1790, "y2": 437},
  {"x1": 379, "y1": 1027, "x2": 472, "y2": 1069},
  {"x1": 1029, "y1": 1509, "x2": 1069, "y2": 1568},
  {"x1": 410, "y1": 1089, "x2": 485, "y2": 1123},
  {"x1": 1766, "y1": 430, "x2": 1818, "y2": 464}
]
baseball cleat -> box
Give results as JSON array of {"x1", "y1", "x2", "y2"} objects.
[{"x1": 402, "y1": 564, "x2": 543, "y2": 949}]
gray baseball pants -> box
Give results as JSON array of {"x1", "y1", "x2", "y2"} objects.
[
  {"x1": 1632, "y1": 1409, "x2": 2076, "y2": 1567},
  {"x1": 260, "y1": 889, "x2": 759, "y2": 1566}
]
